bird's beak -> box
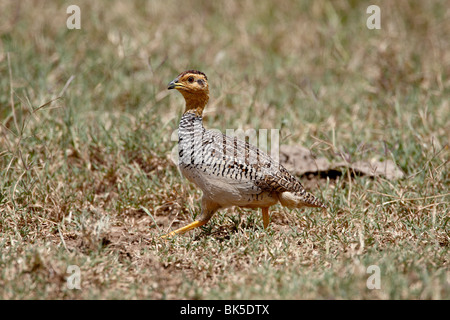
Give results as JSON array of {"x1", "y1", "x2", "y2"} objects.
[{"x1": 168, "y1": 79, "x2": 183, "y2": 90}]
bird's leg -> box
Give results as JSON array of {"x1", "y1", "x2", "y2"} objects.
[
  {"x1": 161, "y1": 220, "x2": 208, "y2": 239},
  {"x1": 262, "y1": 207, "x2": 270, "y2": 229},
  {"x1": 161, "y1": 196, "x2": 220, "y2": 239}
]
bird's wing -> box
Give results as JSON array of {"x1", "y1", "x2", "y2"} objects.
[{"x1": 203, "y1": 130, "x2": 307, "y2": 194}]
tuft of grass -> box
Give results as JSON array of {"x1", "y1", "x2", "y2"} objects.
[{"x1": 0, "y1": 0, "x2": 448, "y2": 299}]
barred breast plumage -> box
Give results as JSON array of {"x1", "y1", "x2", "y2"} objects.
[{"x1": 162, "y1": 70, "x2": 326, "y2": 238}]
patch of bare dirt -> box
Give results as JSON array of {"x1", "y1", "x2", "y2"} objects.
[{"x1": 280, "y1": 145, "x2": 405, "y2": 180}]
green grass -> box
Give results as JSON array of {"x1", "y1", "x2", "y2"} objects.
[{"x1": 0, "y1": 0, "x2": 449, "y2": 299}]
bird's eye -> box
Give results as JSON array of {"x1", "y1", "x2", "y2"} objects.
[
  {"x1": 188, "y1": 76, "x2": 194, "y2": 83},
  {"x1": 197, "y1": 79, "x2": 204, "y2": 86}
]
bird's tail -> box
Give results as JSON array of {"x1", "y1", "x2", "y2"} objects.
[{"x1": 278, "y1": 191, "x2": 327, "y2": 210}]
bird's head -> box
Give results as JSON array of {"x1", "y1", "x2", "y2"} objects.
[{"x1": 168, "y1": 70, "x2": 209, "y2": 116}]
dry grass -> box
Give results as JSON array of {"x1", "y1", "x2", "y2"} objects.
[{"x1": 0, "y1": 0, "x2": 449, "y2": 299}]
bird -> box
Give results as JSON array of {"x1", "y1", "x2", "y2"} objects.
[{"x1": 161, "y1": 70, "x2": 326, "y2": 238}]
